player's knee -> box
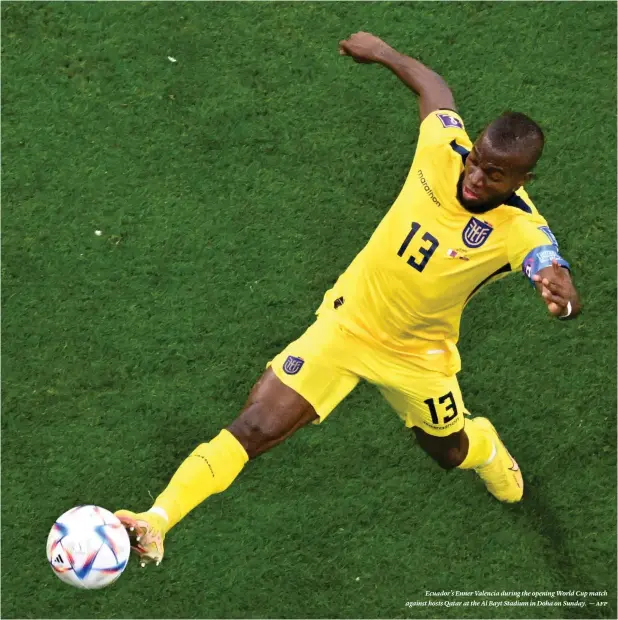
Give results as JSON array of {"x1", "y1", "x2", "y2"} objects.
[{"x1": 226, "y1": 404, "x2": 286, "y2": 459}]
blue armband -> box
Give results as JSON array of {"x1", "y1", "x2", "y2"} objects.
[{"x1": 522, "y1": 245, "x2": 570, "y2": 285}]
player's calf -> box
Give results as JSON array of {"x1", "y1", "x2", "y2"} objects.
[
  {"x1": 116, "y1": 369, "x2": 318, "y2": 566},
  {"x1": 413, "y1": 427, "x2": 468, "y2": 470}
]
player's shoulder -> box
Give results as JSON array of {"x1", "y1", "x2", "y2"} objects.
[
  {"x1": 500, "y1": 188, "x2": 560, "y2": 248},
  {"x1": 417, "y1": 109, "x2": 472, "y2": 151},
  {"x1": 501, "y1": 187, "x2": 546, "y2": 225}
]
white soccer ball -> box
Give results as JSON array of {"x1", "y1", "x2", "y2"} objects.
[{"x1": 46, "y1": 505, "x2": 131, "y2": 589}]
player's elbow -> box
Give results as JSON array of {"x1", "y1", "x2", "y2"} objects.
[{"x1": 419, "y1": 80, "x2": 456, "y2": 121}]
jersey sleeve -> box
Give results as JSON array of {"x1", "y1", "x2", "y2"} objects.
[
  {"x1": 417, "y1": 109, "x2": 469, "y2": 150},
  {"x1": 507, "y1": 215, "x2": 570, "y2": 283}
]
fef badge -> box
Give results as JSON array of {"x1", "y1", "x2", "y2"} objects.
[
  {"x1": 283, "y1": 356, "x2": 304, "y2": 375},
  {"x1": 462, "y1": 217, "x2": 493, "y2": 248}
]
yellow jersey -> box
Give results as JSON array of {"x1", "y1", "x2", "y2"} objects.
[{"x1": 316, "y1": 109, "x2": 566, "y2": 375}]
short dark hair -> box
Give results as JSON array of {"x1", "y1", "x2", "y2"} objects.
[{"x1": 486, "y1": 112, "x2": 545, "y2": 170}]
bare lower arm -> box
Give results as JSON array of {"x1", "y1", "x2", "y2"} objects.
[{"x1": 376, "y1": 47, "x2": 456, "y2": 120}]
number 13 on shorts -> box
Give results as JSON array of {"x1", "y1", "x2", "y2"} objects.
[{"x1": 378, "y1": 373, "x2": 468, "y2": 437}]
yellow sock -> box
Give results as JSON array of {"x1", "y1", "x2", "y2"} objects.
[
  {"x1": 458, "y1": 418, "x2": 495, "y2": 469},
  {"x1": 150, "y1": 429, "x2": 249, "y2": 531}
]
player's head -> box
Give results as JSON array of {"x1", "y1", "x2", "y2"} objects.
[{"x1": 457, "y1": 112, "x2": 545, "y2": 214}]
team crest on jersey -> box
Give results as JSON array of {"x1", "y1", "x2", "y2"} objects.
[
  {"x1": 283, "y1": 355, "x2": 304, "y2": 375},
  {"x1": 538, "y1": 226, "x2": 559, "y2": 249},
  {"x1": 437, "y1": 113, "x2": 463, "y2": 129},
  {"x1": 462, "y1": 217, "x2": 493, "y2": 248}
]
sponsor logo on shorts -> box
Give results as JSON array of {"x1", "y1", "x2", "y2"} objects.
[
  {"x1": 283, "y1": 355, "x2": 304, "y2": 375},
  {"x1": 422, "y1": 417, "x2": 460, "y2": 430}
]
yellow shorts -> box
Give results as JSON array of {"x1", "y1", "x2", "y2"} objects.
[{"x1": 268, "y1": 318, "x2": 468, "y2": 437}]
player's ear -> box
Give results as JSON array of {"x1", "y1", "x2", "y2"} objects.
[{"x1": 523, "y1": 171, "x2": 535, "y2": 184}]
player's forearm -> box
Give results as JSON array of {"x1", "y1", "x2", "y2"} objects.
[{"x1": 376, "y1": 47, "x2": 455, "y2": 116}]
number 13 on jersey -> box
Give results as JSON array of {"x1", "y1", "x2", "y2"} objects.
[{"x1": 397, "y1": 221, "x2": 439, "y2": 272}]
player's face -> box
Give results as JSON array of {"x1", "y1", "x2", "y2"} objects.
[{"x1": 457, "y1": 133, "x2": 532, "y2": 214}]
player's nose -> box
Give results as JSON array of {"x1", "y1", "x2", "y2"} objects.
[{"x1": 468, "y1": 168, "x2": 485, "y2": 191}]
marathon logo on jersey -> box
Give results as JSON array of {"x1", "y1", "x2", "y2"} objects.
[
  {"x1": 283, "y1": 355, "x2": 304, "y2": 375},
  {"x1": 417, "y1": 169, "x2": 441, "y2": 207},
  {"x1": 538, "y1": 226, "x2": 559, "y2": 249},
  {"x1": 462, "y1": 217, "x2": 493, "y2": 248},
  {"x1": 437, "y1": 113, "x2": 463, "y2": 129}
]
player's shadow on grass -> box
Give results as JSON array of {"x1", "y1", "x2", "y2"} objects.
[{"x1": 511, "y1": 481, "x2": 615, "y2": 620}]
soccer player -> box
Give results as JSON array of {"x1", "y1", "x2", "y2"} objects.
[{"x1": 116, "y1": 32, "x2": 581, "y2": 566}]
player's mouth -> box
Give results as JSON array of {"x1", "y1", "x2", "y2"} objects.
[{"x1": 462, "y1": 185, "x2": 481, "y2": 201}]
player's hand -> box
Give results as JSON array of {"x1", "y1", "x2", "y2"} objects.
[
  {"x1": 338, "y1": 32, "x2": 392, "y2": 64},
  {"x1": 532, "y1": 259, "x2": 574, "y2": 317}
]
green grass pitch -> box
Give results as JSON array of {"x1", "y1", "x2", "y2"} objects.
[{"x1": 2, "y1": 2, "x2": 616, "y2": 618}]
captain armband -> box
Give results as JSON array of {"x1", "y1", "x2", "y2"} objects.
[{"x1": 522, "y1": 245, "x2": 570, "y2": 285}]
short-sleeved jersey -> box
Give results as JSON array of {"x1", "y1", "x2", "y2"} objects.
[{"x1": 316, "y1": 110, "x2": 563, "y2": 375}]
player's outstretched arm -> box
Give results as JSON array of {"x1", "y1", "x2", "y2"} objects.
[
  {"x1": 338, "y1": 32, "x2": 455, "y2": 121},
  {"x1": 533, "y1": 259, "x2": 582, "y2": 320}
]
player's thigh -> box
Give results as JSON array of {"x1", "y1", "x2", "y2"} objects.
[
  {"x1": 267, "y1": 318, "x2": 361, "y2": 423},
  {"x1": 378, "y1": 368, "x2": 468, "y2": 437}
]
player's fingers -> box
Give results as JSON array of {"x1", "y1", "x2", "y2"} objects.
[
  {"x1": 543, "y1": 289, "x2": 567, "y2": 306},
  {"x1": 546, "y1": 279, "x2": 571, "y2": 300},
  {"x1": 541, "y1": 284, "x2": 562, "y2": 303},
  {"x1": 543, "y1": 279, "x2": 562, "y2": 294},
  {"x1": 552, "y1": 259, "x2": 568, "y2": 281},
  {"x1": 548, "y1": 301, "x2": 563, "y2": 316},
  {"x1": 542, "y1": 278, "x2": 565, "y2": 297}
]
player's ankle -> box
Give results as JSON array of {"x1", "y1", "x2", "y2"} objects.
[{"x1": 147, "y1": 506, "x2": 170, "y2": 525}]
